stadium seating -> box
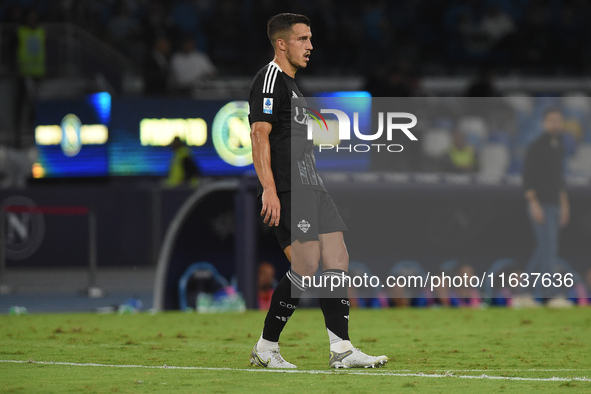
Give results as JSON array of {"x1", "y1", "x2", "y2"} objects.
[
  {"x1": 479, "y1": 143, "x2": 510, "y2": 180},
  {"x1": 568, "y1": 143, "x2": 591, "y2": 176},
  {"x1": 422, "y1": 128, "x2": 453, "y2": 158}
]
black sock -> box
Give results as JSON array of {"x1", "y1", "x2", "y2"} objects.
[
  {"x1": 319, "y1": 269, "x2": 350, "y2": 342},
  {"x1": 261, "y1": 269, "x2": 306, "y2": 342}
]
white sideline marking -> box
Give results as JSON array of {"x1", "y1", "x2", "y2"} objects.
[{"x1": 0, "y1": 360, "x2": 589, "y2": 382}]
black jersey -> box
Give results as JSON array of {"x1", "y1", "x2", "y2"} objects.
[
  {"x1": 248, "y1": 61, "x2": 326, "y2": 195},
  {"x1": 522, "y1": 133, "x2": 565, "y2": 204}
]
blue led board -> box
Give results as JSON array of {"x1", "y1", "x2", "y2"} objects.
[
  {"x1": 34, "y1": 92, "x2": 373, "y2": 178},
  {"x1": 108, "y1": 98, "x2": 254, "y2": 176},
  {"x1": 34, "y1": 92, "x2": 110, "y2": 177}
]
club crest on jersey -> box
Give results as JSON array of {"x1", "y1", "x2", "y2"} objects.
[
  {"x1": 298, "y1": 219, "x2": 311, "y2": 233},
  {"x1": 263, "y1": 98, "x2": 273, "y2": 114}
]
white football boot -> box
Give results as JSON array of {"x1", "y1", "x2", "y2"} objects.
[
  {"x1": 329, "y1": 348, "x2": 388, "y2": 369},
  {"x1": 250, "y1": 344, "x2": 297, "y2": 369}
]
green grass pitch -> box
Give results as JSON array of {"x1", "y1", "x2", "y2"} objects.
[{"x1": 1, "y1": 308, "x2": 590, "y2": 392}]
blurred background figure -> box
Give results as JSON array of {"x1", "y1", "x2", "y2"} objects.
[
  {"x1": 347, "y1": 262, "x2": 388, "y2": 309},
  {"x1": 14, "y1": 7, "x2": 45, "y2": 148},
  {"x1": 435, "y1": 263, "x2": 482, "y2": 308},
  {"x1": 0, "y1": 145, "x2": 36, "y2": 188},
  {"x1": 165, "y1": 137, "x2": 201, "y2": 187},
  {"x1": 443, "y1": 130, "x2": 478, "y2": 173},
  {"x1": 144, "y1": 36, "x2": 172, "y2": 95},
  {"x1": 386, "y1": 260, "x2": 431, "y2": 308},
  {"x1": 451, "y1": 264, "x2": 482, "y2": 308},
  {"x1": 583, "y1": 269, "x2": 591, "y2": 305},
  {"x1": 170, "y1": 36, "x2": 216, "y2": 95},
  {"x1": 523, "y1": 109, "x2": 569, "y2": 299},
  {"x1": 480, "y1": 3, "x2": 515, "y2": 51},
  {"x1": 257, "y1": 262, "x2": 276, "y2": 311}
]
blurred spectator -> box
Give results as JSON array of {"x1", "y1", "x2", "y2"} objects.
[
  {"x1": 14, "y1": 7, "x2": 45, "y2": 148},
  {"x1": 452, "y1": 264, "x2": 481, "y2": 307},
  {"x1": 523, "y1": 108, "x2": 569, "y2": 299},
  {"x1": 443, "y1": 130, "x2": 478, "y2": 173},
  {"x1": 170, "y1": 36, "x2": 216, "y2": 95},
  {"x1": 16, "y1": 7, "x2": 45, "y2": 76},
  {"x1": 505, "y1": 269, "x2": 539, "y2": 308},
  {"x1": 480, "y1": 3, "x2": 515, "y2": 47},
  {"x1": 435, "y1": 263, "x2": 481, "y2": 308},
  {"x1": 455, "y1": 10, "x2": 489, "y2": 58},
  {"x1": 347, "y1": 262, "x2": 388, "y2": 308},
  {"x1": 386, "y1": 261, "x2": 432, "y2": 308},
  {"x1": 257, "y1": 262, "x2": 276, "y2": 311},
  {"x1": 0, "y1": 145, "x2": 36, "y2": 188},
  {"x1": 144, "y1": 36, "x2": 172, "y2": 95},
  {"x1": 583, "y1": 269, "x2": 591, "y2": 305},
  {"x1": 165, "y1": 136, "x2": 201, "y2": 187}
]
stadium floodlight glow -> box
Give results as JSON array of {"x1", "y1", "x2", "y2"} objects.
[{"x1": 212, "y1": 101, "x2": 252, "y2": 167}]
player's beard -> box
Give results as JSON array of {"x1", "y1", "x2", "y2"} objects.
[{"x1": 287, "y1": 50, "x2": 306, "y2": 70}]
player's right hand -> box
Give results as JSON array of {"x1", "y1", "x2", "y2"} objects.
[
  {"x1": 529, "y1": 200, "x2": 544, "y2": 224},
  {"x1": 261, "y1": 190, "x2": 281, "y2": 227}
]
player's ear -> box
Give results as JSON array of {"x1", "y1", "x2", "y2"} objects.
[{"x1": 276, "y1": 38, "x2": 287, "y2": 52}]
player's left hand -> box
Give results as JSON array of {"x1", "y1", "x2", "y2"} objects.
[{"x1": 261, "y1": 189, "x2": 281, "y2": 227}]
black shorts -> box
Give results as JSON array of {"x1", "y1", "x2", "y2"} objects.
[{"x1": 268, "y1": 190, "x2": 348, "y2": 250}]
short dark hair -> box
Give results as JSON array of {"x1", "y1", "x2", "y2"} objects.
[{"x1": 267, "y1": 13, "x2": 310, "y2": 46}]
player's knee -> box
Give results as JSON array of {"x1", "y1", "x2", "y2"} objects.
[
  {"x1": 323, "y1": 247, "x2": 349, "y2": 271},
  {"x1": 292, "y1": 253, "x2": 320, "y2": 277},
  {"x1": 290, "y1": 240, "x2": 321, "y2": 277},
  {"x1": 293, "y1": 259, "x2": 319, "y2": 278}
]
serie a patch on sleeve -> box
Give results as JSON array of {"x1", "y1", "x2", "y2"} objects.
[{"x1": 263, "y1": 98, "x2": 273, "y2": 114}]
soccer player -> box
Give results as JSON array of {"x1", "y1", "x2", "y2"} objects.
[{"x1": 248, "y1": 13, "x2": 388, "y2": 369}]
